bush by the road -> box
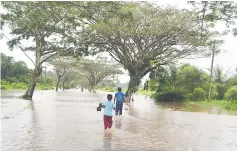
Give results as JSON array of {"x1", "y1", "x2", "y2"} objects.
[
  {"x1": 191, "y1": 88, "x2": 206, "y2": 101},
  {"x1": 152, "y1": 88, "x2": 186, "y2": 102},
  {"x1": 224, "y1": 86, "x2": 237, "y2": 101},
  {"x1": 224, "y1": 100, "x2": 237, "y2": 110}
]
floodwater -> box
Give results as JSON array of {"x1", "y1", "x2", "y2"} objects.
[{"x1": 1, "y1": 89, "x2": 237, "y2": 151}]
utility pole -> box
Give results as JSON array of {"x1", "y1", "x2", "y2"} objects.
[{"x1": 208, "y1": 40, "x2": 216, "y2": 100}]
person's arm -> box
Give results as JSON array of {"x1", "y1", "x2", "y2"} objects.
[
  {"x1": 100, "y1": 102, "x2": 106, "y2": 108},
  {"x1": 112, "y1": 102, "x2": 115, "y2": 110},
  {"x1": 114, "y1": 93, "x2": 117, "y2": 104}
]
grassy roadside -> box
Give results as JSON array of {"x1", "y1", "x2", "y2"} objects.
[
  {"x1": 99, "y1": 86, "x2": 237, "y2": 111},
  {"x1": 137, "y1": 89, "x2": 155, "y2": 96},
  {"x1": 184, "y1": 100, "x2": 237, "y2": 111},
  {"x1": 1, "y1": 85, "x2": 55, "y2": 91}
]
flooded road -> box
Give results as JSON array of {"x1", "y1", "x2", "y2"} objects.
[{"x1": 1, "y1": 89, "x2": 237, "y2": 151}]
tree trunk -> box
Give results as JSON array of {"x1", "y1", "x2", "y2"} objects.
[
  {"x1": 125, "y1": 73, "x2": 142, "y2": 97},
  {"x1": 62, "y1": 81, "x2": 66, "y2": 90},
  {"x1": 56, "y1": 78, "x2": 61, "y2": 92},
  {"x1": 22, "y1": 66, "x2": 41, "y2": 100},
  {"x1": 22, "y1": 39, "x2": 41, "y2": 100},
  {"x1": 208, "y1": 41, "x2": 215, "y2": 100},
  {"x1": 88, "y1": 81, "x2": 95, "y2": 92}
]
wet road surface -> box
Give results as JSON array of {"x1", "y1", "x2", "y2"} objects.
[{"x1": 1, "y1": 89, "x2": 237, "y2": 151}]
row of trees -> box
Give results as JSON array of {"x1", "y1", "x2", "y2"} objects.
[
  {"x1": 149, "y1": 64, "x2": 237, "y2": 102},
  {"x1": 1, "y1": 53, "x2": 29, "y2": 81},
  {"x1": 1, "y1": 1, "x2": 237, "y2": 99},
  {"x1": 1, "y1": 52, "x2": 55, "y2": 90},
  {"x1": 50, "y1": 56, "x2": 122, "y2": 92}
]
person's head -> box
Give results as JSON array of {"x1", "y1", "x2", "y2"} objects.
[
  {"x1": 118, "y1": 87, "x2": 122, "y2": 92},
  {"x1": 107, "y1": 94, "x2": 113, "y2": 101}
]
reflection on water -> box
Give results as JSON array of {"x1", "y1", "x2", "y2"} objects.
[
  {"x1": 103, "y1": 132, "x2": 112, "y2": 150},
  {"x1": 1, "y1": 89, "x2": 237, "y2": 151}
]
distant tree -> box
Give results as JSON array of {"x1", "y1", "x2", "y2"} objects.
[{"x1": 74, "y1": 57, "x2": 122, "y2": 92}]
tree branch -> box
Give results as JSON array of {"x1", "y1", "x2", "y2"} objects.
[{"x1": 2, "y1": 33, "x2": 36, "y2": 67}]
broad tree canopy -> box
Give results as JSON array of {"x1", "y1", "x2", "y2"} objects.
[{"x1": 82, "y1": 3, "x2": 212, "y2": 96}]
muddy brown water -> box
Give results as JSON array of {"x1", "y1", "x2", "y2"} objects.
[{"x1": 1, "y1": 89, "x2": 237, "y2": 151}]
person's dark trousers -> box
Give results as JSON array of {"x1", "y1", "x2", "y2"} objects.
[{"x1": 115, "y1": 102, "x2": 123, "y2": 116}]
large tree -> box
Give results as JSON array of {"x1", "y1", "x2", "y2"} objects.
[
  {"x1": 1, "y1": 2, "x2": 90, "y2": 99},
  {"x1": 82, "y1": 3, "x2": 211, "y2": 96}
]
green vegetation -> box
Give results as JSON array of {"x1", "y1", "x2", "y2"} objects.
[
  {"x1": 1, "y1": 53, "x2": 55, "y2": 90},
  {"x1": 147, "y1": 64, "x2": 237, "y2": 110},
  {"x1": 137, "y1": 89, "x2": 154, "y2": 96},
  {"x1": 185, "y1": 100, "x2": 237, "y2": 111},
  {"x1": 1, "y1": 1, "x2": 237, "y2": 102},
  {"x1": 101, "y1": 86, "x2": 117, "y2": 92}
]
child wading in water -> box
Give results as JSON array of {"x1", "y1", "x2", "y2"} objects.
[{"x1": 102, "y1": 94, "x2": 115, "y2": 133}]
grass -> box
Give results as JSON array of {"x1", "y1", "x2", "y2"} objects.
[
  {"x1": 100, "y1": 86, "x2": 117, "y2": 92},
  {"x1": 184, "y1": 100, "x2": 237, "y2": 111},
  {"x1": 1, "y1": 84, "x2": 54, "y2": 91},
  {"x1": 137, "y1": 89, "x2": 155, "y2": 96}
]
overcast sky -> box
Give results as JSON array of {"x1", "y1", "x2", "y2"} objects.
[{"x1": 1, "y1": 1, "x2": 237, "y2": 84}]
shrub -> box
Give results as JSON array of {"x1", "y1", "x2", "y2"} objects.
[
  {"x1": 224, "y1": 86, "x2": 237, "y2": 101},
  {"x1": 1, "y1": 80, "x2": 9, "y2": 85},
  {"x1": 153, "y1": 88, "x2": 186, "y2": 102},
  {"x1": 187, "y1": 93, "x2": 193, "y2": 100},
  {"x1": 11, "y1": 82, "x2": 27, "y2": 89},
  {"x1": 7, "y1": 77, "x2": 18, "y2": 83},
  {"x1": 192, "y1": 88, "x2": 206, "y2": 101},
  {"x1": 216, "y1": 83, "x2": 226, "y2": 100},
  {"x1": 1, "y1": 84, "x2": 11, "y2": 90},
  {"x1": 149, "y1": 79, "x2": 158, "y2": 91},
  {"x1": 224, "y1": 100, "x2": 237, "y2": 110}
]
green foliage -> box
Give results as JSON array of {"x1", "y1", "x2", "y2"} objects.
[
  {"x1": 102, "y1": 86, "x2": 117, "y2": 92},
  {"x1": 1, "y1": 53, "x2": 56, "y2": 91},
  {"x1": 137, "y1": 88, "x2": 154, "y2": 96},
  {"x1": 74, "y1": 57, "x2": 123, "y2": 91},
  {"x1": 1, "y1": 84, "x2": 12, "y2": 90},
  {"x1": 152, "y1": 87, "x2": 186, "y2": 102},
  {"x1": 191, "y1": 88, "x2": 206, "y2": 101},
  {"x1": 150, "y1": 64, "x2": 237, "y2": 102},
  {"x1": 216, "y1": 83, "x2": 226, "y2": 100},
  {"x1": 1, "y1": 53, "x2": 29, "y2": 81},
  {"x1": 10, "y1": 82, "x2": 28, "y2": 89},
  {"x1": 148, "y1": 79, "x2": 158, "y2": 91},
  {"x1": 224, "y1": 86, "x2": 237, "y2": 101},
  {"x1": 83, "y1": 2, "x2": 213, "y2": 96},
  {"x1": 1, "y1": 80, "x2": 9, "y2": 85},
  {"x1": 224, "y1": 101, "x2": 237, "y2": 110}
]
